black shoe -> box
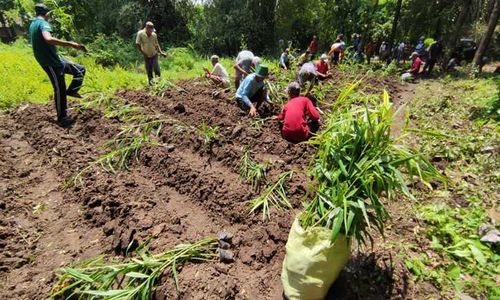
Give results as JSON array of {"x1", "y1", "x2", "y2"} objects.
[
  {"x1": 58, "y1": 116, "x2": 75, "y2": 128},
  {"x1": 67, "y1": 92, "x2": 82, "y2": 99}
]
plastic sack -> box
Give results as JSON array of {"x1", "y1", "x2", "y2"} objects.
[{"x1": 281, "y1": 217, "x2": 351, "y2": 300}]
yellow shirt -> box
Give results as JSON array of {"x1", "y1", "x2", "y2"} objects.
[{"x1": 135, "y1": 29, "x2": 159, "y2": 58}]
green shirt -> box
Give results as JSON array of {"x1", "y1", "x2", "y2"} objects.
[{"x1": 29, "y1": 18, "x2": 62, "y2": 67}]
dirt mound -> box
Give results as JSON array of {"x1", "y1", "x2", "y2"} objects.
[{"x1": 0, "y1": 77, "x2": 416, "y2": 299}]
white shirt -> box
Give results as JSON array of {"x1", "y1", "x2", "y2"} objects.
[{"x1": 212, "y1": 63, "x2": 229, "y2": 81}]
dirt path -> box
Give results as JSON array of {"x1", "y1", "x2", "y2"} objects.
[{"x1": 0, "y1": 77, "x2": 418, "y2": 300}]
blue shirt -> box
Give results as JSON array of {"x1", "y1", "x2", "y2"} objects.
[{"x1": 235, "y1": 73, "x2": 269, "y2": 107}]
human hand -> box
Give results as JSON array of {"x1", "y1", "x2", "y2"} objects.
[{"x1": 249, "y1": 106, "x2": 257, "y2": 117}]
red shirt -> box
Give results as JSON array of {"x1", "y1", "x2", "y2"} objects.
[
  {"x1": 315, "y1": 60, "x2": 328, "y2": 75},
  {"x1": 309, "y1": 39, "x2": 317, "y2": 54},
  {"x1": 411, "y1": 57, "x2": 423, "y2": 75},
  {"x1": 277, "y1": 96, "x2": 320, "y2": 143}
]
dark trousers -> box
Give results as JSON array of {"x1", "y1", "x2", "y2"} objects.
[
  {"x1": 145, "y1": 55, "x2": 161, "y2": 84},
  {"x1": 424, "y1": 59, "x2": 437, "y2": 75},
  {"x1": 236, "y1": 87, "x2": 266, "y2": 111},
  {"x1": 42, "y1": 60, "x2": 86, "y2": 121}
]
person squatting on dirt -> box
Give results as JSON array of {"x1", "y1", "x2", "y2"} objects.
[
  {"x1": 204, "y1": 55, "x2": 230, "y2": 88},
  {"x1": 135, "y1": 21, "x2": 168, "y2": 85},
  {"x1": 235, "y1": 65, "x2": 270, "y2": 118},
  {"x1": 297, "y1": 62, "x2": 317, "y2": 96},
  {"x1": 273, "y1": 82, "x2": 320, "y2": 143},
  {"x1": 233, "y1": 50, "x2": 261, "y2": 89},
  {"x1": 280, "y1": 48, "x2": 291, "y2": 70},
  {"x1": 29, "y1": 3, "x2": 87, "y2": 128},
  {"x1": 315, "y1": 54, "x2": 332, "y2": 80},
  {"x1": 401, "y1": 52, "x2": 423, "y2": 81}
]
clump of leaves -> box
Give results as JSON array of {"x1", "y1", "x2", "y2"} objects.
[
  {"x1": 148, "y1": 78, "x2": 186, "y2": 97},
  {"x1": 50, "y1": 237, "x2": 217, "y2": 299},
  {"x1": 198, "y1": 120, "x2": 218, "y2": 145},
  {"x1": 300, "y1": 90, "x2": 446, "y2": 245},
  {"x1": 239, "y1": 149, "x2": 269, "y2": 191},
  {"x1": 249, "y1": 170, "x2": 294, "y2": 220},
  {"x1": 69, "y1": 116, "x2": 164, "y2": 186}
]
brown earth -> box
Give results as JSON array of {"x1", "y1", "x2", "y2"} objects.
[{"x1": 0, "y1": 76, "x2": 427, "y2": 300}]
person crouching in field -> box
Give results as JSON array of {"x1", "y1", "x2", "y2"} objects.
[
  {"x1": 273, "y1": 82, "x2": 320, "y2": 143},
  {"x1": 29, "y1": 3, "x2": 87, "y2": 128},
  {"x1": 401, "y1": 52, "x2": 423, "y2": 81},
  {"x1": 297, "y1": 62, "x2": 317, "y2": 96},
  {"x1": 204, "y1": 55, "x2": 230, "y2": 88},
  {"x1": 136, "y1": 21, "x2": 167, "y2": 85},
  {"x1": 315, "y1": 54, "x2": 332, "y2": 80},
  {"x1": 235, "y1": 65, "x2": 270, "y2": 117}
]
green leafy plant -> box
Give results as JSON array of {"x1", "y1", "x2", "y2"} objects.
[
  {"x1": 50, "y1": 237, "x2": 218, "y2": 299},
  {"x1": 198, "y1": 120, "x2": 218, "y2": 145},
  {"x1": 239, "y1": 149, "x2": 269, "y2": 191},
  {"x1": 249, "y1": 170, "x2": 294, "y2": 220},
  {"x1": 300, "y1": 90, "x2": 446, "y2": 245}
]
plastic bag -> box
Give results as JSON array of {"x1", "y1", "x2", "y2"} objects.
[{"x1": 281, "y1": 217, "x2": 351, "y2": 300}]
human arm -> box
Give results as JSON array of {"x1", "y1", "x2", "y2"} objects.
[
  {"x1": 234, "y1": 63, "x2": 248, "y2": 76},
  {"x1": 41, "y1": 31, "x2": 84, "y2": 50},
  {"x1": 306, "y1": 99, "x2": 320, "y2": 120},
  {"x1": 239, "y1": 95, "x2": 258, "y2": 117}
]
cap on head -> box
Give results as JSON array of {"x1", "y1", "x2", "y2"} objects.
[
  {"x1": 210, "y1": 55, "x2": 219, "y2": 61},
  {"x1": 145, "y1": 21, "x2": 154, "y2": 28},
  {"x1": 287, "y1": 81, "x2": 301, "y2": 96},
  {"x1": 320, "y1": 54, "x2": 328, "y2": 60},
  {"x1": 410, "y1": 52, "x2": 419, "y2": 58},
  {"x1": 255, "y1": 64, "x2": 269, "y2": 78},
  {"x1": 35, "y1": 3, "x2": 50, "y2": 15}
]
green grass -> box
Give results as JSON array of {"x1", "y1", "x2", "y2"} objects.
[
  {"x1": 0, "y1": 40, "x2": 144, "y2": 109},
  {"x1": 248, "y1": 170, "x2": 294, "y2": 220},
  {"x1": 402, "y1": 77, "x2": 499, "y2": 299},
  {"x1": 0, "y1": 40, "x2": 235, "y2": 109}
]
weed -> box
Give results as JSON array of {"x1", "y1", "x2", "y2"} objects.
[
  {"x1": 239, "y1": 149, "x2": 269, "y2": 191},
  {"x1": 198, "y1": 120, "x2": 218, "y2": 145},
  {"x1": 249, "y1": 170, "x2": 294, "y2": 220},
  {"x1": 50, "y1": 237, "x2": 218, "y2": 299}
]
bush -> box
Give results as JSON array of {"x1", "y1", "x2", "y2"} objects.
[{"x1": 87, "y1": 34, "x2": 139, "y2": 67}]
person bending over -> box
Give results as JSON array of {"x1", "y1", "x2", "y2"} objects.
[
  {"x1": 29, "y1": 3, "x2": 87, "y2": 127},
  {"x1": 204, "y1": 55, "x2": 230, "y2": 88},
  {"x1": 233, "y1": 50, "x2": 261, "y2": 89},
  {"x1": 235, "y1": 65, "x2": 270, "y2": 118},
  {"x1": 315, "y1": 54, "x2": 332, "y2": 80},
  {"x1": 274, "y1": 82, "x2": 320, "y2": 143},
  {"x1": 401, "y1": 52, "x2": 423, "y2": 81}
]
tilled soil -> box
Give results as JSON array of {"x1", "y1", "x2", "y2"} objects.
[{"x1": 0, "y1": 77, "x2": 424, "y2": 299}]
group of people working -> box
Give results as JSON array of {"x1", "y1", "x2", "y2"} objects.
[{"x1": 29, "y1": 4, "x2": 321, "y2": 143}]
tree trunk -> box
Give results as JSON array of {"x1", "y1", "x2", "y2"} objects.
[
  {"x1": 473, "y1": 0, "x2": 499, "y2": 71},
  {"x1": 449, "y1": 0, "x2": 471, "y2": 50},
  {"x1": 388, "y1": 0, "x2": 403, "y2": 62}
]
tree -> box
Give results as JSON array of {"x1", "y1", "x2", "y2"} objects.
[
  {"x1": 387, "y1": 0, "x2": 402, "y2": 60},
  {"x1": 473, "y1": 0, "x2": 499, "y2": 71}
]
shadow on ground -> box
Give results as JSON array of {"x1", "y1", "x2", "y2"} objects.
[{"x1": 326, "y1": 252, "x2": 410, "y2": 300}]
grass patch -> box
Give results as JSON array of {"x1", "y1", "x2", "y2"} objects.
[{"x1": 249, "y1": 170, "x2": 294, "y2": 220}]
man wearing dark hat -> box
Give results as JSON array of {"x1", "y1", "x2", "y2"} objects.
[
  {"x1": 235, "y1": 65, "x2": 270, "y2": 117},
  {"x1": 29, "y1": 3, "x2": 87, "y2": 127},
  {"x1": 136, "y1": 21, "x2": 168, "y2": 85}
]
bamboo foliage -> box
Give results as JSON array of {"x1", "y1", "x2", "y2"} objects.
[
  {"x1": 301, "y1": 88, "x2": 446, "y2": 245},
  {"x1": 50, "y1": 238, "x2": 218, "y2": 300}
]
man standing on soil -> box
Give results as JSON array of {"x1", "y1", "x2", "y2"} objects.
[
  {"x1": 235, "y1": 65, "x2": 270, "y2": 117},
  {"x1": 136, "y1": 21, "x2": 168, "y2": 85},
  {"x1": 234, "y1": 50, "x2": 261, "y2": 89},
  {"x1": 204, "y1": 55, "x2": 230, "y2": 88},
  {"x1": 273, "y1": 82, "x2": 320, "y2": 143},
  {"x1": 309, "y1": 35, "x2": 318, "y2": 59},
  {"x1": 423, "y1": 39, "x2": 443, "y2": 76},
  {"x1": 29, "y1": 3, "x2": 87, "y2": 128}
]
